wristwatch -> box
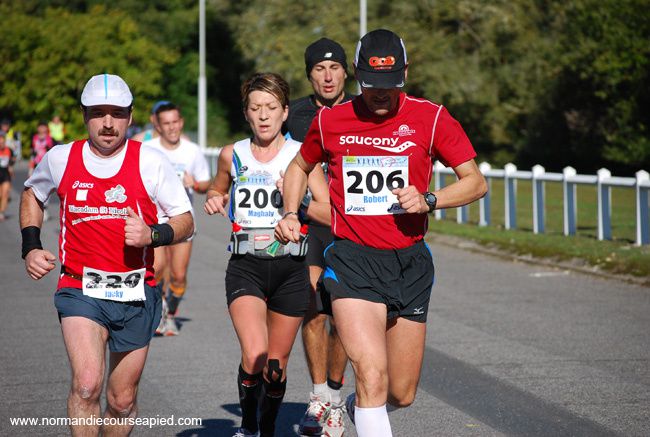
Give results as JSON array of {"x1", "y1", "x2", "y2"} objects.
[
  {"x1": 423, "y1": 192, "x2": 438, "y2": 213},
  {"x1": 151, "y1": 227, "x2": 160, "y2": 245}
]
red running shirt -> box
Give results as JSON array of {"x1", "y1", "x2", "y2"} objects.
[
  {"x1": 300, "y1": 93, "x2": 477, "y2": 249},
  {"x1": 56, "y1": 140, "x2": 158, "y2": 289}
]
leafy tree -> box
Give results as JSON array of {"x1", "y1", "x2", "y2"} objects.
[{"x1": 0, "y1": 5, "x2": 176, "y2": 141}]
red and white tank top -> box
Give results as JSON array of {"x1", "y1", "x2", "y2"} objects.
[{"x1": 56, "y1": 140, "x2": 158, "y2": 289}]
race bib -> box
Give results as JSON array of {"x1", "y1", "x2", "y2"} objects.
[
  {"x1": 343, "y1": 156, "x2": 409, "y2": 215},
  {"x1": 233, "y1": 176, "x2": 282, "y2": 228},
  {"x1": 82, "y1": 267, "x2": 146, "y2": 302},
  {"x1": 0, "y1": 156, "x2": 9, "y2": 168}
]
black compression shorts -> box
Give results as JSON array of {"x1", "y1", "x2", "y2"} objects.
[
  {"x1": 305, "y1": 223, "x2": 333, "y2": 268},
  {"x1": 225, "y1": 254, "x2": 310, "y2": 317},
  {"x1": 322, "y1": 239, "x2": 434, "y2": 322}
]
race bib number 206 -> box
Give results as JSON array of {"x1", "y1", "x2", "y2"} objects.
[
  {"x1": 82, "y1": 267, "x2": 146, "y2": 302},
  {"x1": 343, "y1": 156, "x2": 409, "y2": 215}
]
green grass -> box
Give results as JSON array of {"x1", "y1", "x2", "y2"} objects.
[{"x1": 430, "y1": 176, "x2": 650, "y2": 280}]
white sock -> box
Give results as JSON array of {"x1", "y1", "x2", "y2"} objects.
[
  {"x1": 354, "y1": 404, "x2": 393, "y2": 437},
  {"x1": 313, "y1": 382, "x2": 328, "y2": 398},
  {"x1": 328, "y1": 387, "x2": 342, "y2": 404}
]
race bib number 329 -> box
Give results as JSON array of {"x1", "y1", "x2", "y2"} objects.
[
  {"x1": 82, "y1": 267, "x2": 146, "y2": 302},
  {"x1": 343, "y1": 156, "x2": 409, "y2": 215}
]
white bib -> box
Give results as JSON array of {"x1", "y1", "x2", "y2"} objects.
[
  {"x1": 342, "y1": 156, "x2": 409, "y2": 215},
  {"x1": 82, "y1": 267, "x2": 146, "y2": 302},
  {"x1": 230, "y1": 138, "x2": 301, "y2": 228}
]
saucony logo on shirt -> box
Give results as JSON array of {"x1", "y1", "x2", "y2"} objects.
[
  {"x1": 338, "y1": 136, "x2": 416, "y2": 153},
  {"x1": 339, "y1": 136, "x2": 399, "y2": 147}
]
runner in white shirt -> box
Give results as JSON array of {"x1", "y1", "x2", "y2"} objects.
[
  {"x1": 144, "y1": 102, "x2": 211, "y2": 335},
  {"x1": 20, "y1": 74, "x2": 193, "y2": 436}
]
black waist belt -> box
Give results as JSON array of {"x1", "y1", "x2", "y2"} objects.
[{"x1": 60, "y1": 266, "x2": 82, "y2": 280}]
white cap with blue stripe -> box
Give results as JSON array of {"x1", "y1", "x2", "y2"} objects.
[{"x1": 81, "y1": 73, "x2": 133, "y2": 107}]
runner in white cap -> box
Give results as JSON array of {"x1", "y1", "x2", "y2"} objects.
[{"x1": 20, "y1": 73, "x2": 194, "y2": 436}]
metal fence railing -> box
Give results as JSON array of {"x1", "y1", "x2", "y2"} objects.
[
  {"x1": 203, "y1": 147, "x2": 650, "y2": 246},
  {"x1": 434, "y1": 162, "x2": 650, "y2": 246}
]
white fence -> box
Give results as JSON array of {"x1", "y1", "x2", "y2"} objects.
[
  {"x1": 203, "y1": 147, "x2": 650, "y2": 246},
  {"x1": 434, "y1": 162, "x2": 650, "y2": 246}
]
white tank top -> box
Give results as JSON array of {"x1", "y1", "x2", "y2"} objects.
[{"x1": 229, "y1": 137, "x2": 301, "y2": 229}]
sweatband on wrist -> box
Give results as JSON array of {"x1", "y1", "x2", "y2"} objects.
[
  {"x1": 150, "y1": 223, "x2": 174, "y2": 247},
  {"x1": 21, "y1": 226, "x2": 43, "y2": 259}
]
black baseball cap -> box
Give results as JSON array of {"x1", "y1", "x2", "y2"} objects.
[
  {"x1": 304, "y1": 38, "x2": 348, "y2": 77},
  {"x1": 354, "y1": 29, "x2": 407, "y2": 88}
]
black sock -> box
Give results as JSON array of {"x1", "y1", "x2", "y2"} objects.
[
  {"x1": 326, "y1": 377, "x2": 343, "y2": 391},
  {"x1": 259, "y1": 377, "x2": 286, "y2": 436},
  {"x1": 167, "y1": 293, "x2": 181, "y2": 315},
  {"x1": 238, "y1": 365, "x2": 262, "y2": 433}
]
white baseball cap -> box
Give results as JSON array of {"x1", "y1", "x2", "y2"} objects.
[{"x1": 81, "y1": 74, "x2": 133, "y2": 107}]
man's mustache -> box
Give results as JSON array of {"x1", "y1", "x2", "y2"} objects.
[{"x1": 98, "y1": 128, "x2": 119, "y2": 136}]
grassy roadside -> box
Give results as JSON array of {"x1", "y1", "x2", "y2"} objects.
[{"x1": 429, "y1": 177, "x2": 650, "y2": 282}]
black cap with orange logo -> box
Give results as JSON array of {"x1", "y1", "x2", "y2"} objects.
[{"x1": 354, "y1": 29, "x2": 407, "y2": 89}]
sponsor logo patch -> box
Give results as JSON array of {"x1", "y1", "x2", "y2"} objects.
[
  {"x1": 72, "y1": 180, "x2": 94, "y2": 189},
  {"x1": 393, "y1": 124, "x2": 416, "y2": 137},
  {"x1": 105, "y1": 185, "x2": 127, "y2": 203}
]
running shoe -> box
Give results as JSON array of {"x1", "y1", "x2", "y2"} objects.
[
  {"x1": 323, "y1": 400, "x2": 345, "y2": 437},
  {"x1": 233, "y1": 428, "x2": 258, "y2": 437},
  {"x1": 154, "y1": 298, "x2": 168, "y2": 336},
  {"x1": 163, "y1": 314, "x2": 179, "y2": 336},
  {"x1": 344, "y1": 393, "x2": 356, "y2": 425},
  {"x1": 298, "y1": 392, "x2": 330, "y2": 436}
]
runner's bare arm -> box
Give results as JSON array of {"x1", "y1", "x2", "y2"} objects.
[
  {"x1": 204, "y1": 145, "x2": 234, "y2": 216},
  {"x1": 393, "y1": 159, "x2": 487, "y2": 213},
  {"x1": 303, "y1": 164, "x2": 331, "y2": 226},
  {"x1": 20, "y1": 188, "x2": 56, "y2": 280},
  {"x1": 433, "y1": 159, "x2": 487, "y2": 209},
  {"x1": 275, "y1": 153, "x2": 316, "y2": 243},
  {"x1": 166, "y1": 210, "x2": 194, "y2": 242}
]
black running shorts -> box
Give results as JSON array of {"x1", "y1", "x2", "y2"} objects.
[
  {"x1": 225, "y1": 254, "x2": 310, "y2": 317},
  {"x1": 322, "y1": 239, "x2": 434, "y2": 322},
  {"x1": 54, "y1": 284, "x2": 162, "y2": 352},
  {"x1": 305, "y1": 223, "x2": 333, "y2": 268}
]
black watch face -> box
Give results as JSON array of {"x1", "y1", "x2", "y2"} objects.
[
  {"x1": 151, "y1": 230, "x2": 159, "y2": 242},
  {"x1": 425, "y1": 193, "x2": 437, "y2": 210}
]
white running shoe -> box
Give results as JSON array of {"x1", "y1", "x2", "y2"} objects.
[
  {"x1": 233, "y1": 428, "x2": 258, "y2": 437},
  {"x1": 163, "y1": 314, "x2": 179, "y2": 336},
  {"x1": 299, "y1": 392, "x2": 330, "y2": 436},
  {"x1": 154, "y1": 298, "x2": 168, "y2": 336},
  {"x1": 345, "y1": 392, "x2": 356, "y2": 425},
  {"x1": 323, "y1": 400, "x2": 345, "y2": 437}
]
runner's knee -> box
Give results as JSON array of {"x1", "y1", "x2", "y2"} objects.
[
  {"x1": 388, "y1": 389, "x2": 417, "y2": 408},
  {"x1": 106, "y1": 389, "x2": 137, "y2": 417},
  {"x1": 72, "y1": 372, "x2": 102, "y2": 401},
  {"x1": 354, "y1": 365, "x2": 388, "y2": 398},
  {"x1": 241, "y1": 351, "x2": 267, "y2": 374}
]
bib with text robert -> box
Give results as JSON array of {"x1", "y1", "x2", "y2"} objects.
[{"x1": 342, "y1": 156, "x2": 408, "y2": 215}]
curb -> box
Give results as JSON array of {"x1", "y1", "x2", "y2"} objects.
[{"x1": 426, "y1": 233, "x2": 650, "y2": 288}]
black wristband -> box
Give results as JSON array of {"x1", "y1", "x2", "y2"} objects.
[
  {"x1": 150, "y1": 223, "x2": 174, "y2": 248},
  {"x1": 21, "y1": 226, "x2": 43, "y2": 259}
]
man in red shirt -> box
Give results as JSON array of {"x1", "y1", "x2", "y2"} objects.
[
  {"x1": 276, "y1": 29, "x2": 487, "y2": 436},
  {"x1": 20, "y1": 74, "x2": 194, "y2": 436}
]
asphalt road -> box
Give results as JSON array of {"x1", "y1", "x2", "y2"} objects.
[{"x1": 1, "y1": 162, "x2": 648, "y2": 436}]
